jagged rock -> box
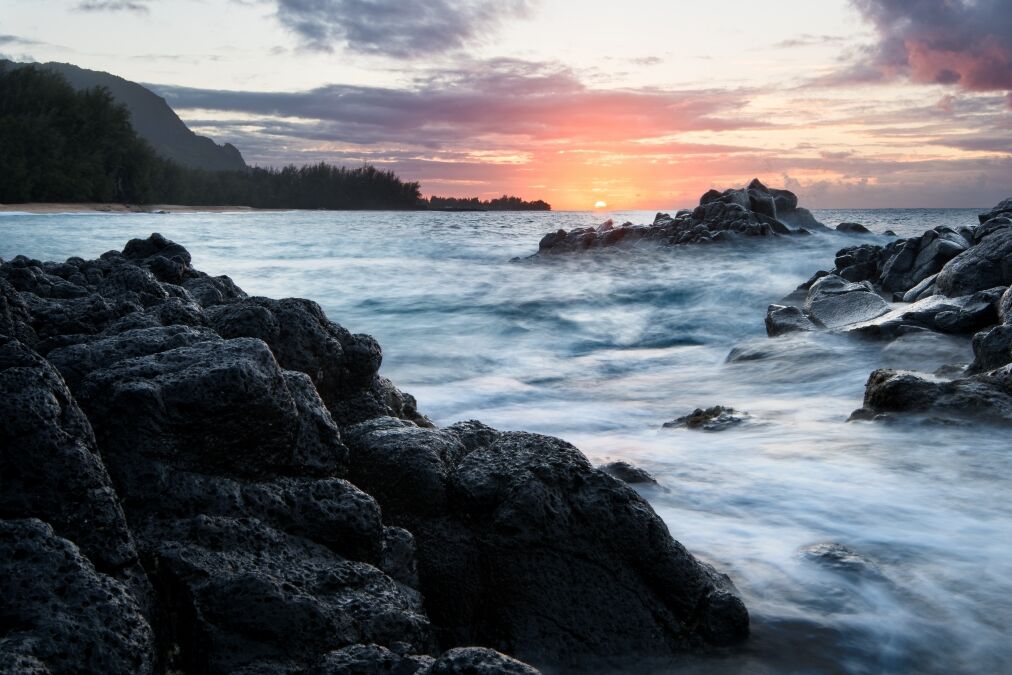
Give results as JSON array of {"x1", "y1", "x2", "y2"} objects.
[
  {"x1": 77, "y1": 337, "x2": 349, "y2": 480},
  {"x1": 849, "y1": 367, "x2": 1012, "y2": 424},
  {"x1": 145, "y1": 516, "x2": 432, "y2": 674},
  {"x1": 847, "y1": 287, "x2": 1004, "y2": 339},
  {"x1": 0, "y1": 339, "x2": 144, "y2": 588},
  {"x1": 599, "y1": 460, "x2": 658, "y2": 485},
  {"x1": 205, "y1": 297, "x2": 427, "y2": 427},
  {"x1": 765, "y1": 304, "x2": 819, "y2": 336},
  {"x1": 536, "y1": 179, "x2": 818, "y2": 254},
  {"x1": 663, "y1": 405, "x2": 746, "y2": 431},
  {"x1": 969, "y1": 324, "x2": 1012, "y2": 373},
  {"x1": 836, "y1": 222, "x2": 871, "y2": 234},
  {"x1": 936, "y1": 223, "x2": 1012, "y2": 296},
  {"x1": 427, "y1": 648, "x2": 541, "y2": 674},
  {"x1": 46, "y1": 324, "x2": 221, "y2": 391},
  {"x1": 306, "y1": 644, "x2": 435, "y2": 674},
  {"x1": 803, "y1": 275, "x2": 890, "y2": 329},
  {"x1": 343, "y1": 418, "x2": 748, "y2": 668},
  {"x1": 799, "y1": 543, "x2": 883, "y2": 579},
  {"x1": 0, "y1": 277, "x2": 37, "y2": 345},
  {"x1": 0, "y1": 519, "x2": 156, "y2": 674},
  {"x1": 978, "y1": 197, "x2": 1012, "y2": 224},
  {"x1": 1000, "y1": 286, "x2": 1012, "y2": 324}
]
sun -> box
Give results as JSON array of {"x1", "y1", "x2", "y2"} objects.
[{"x1": 594, "y1": 200, "x2": 608, "y2": 209}]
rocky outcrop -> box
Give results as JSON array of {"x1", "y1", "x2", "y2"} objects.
[
  {"x1": 663, "y1": 405, "x2": 748, "y2": 431},
  {"x1": 535, "y1": 179, "x2": 828, "y2": 254},
  {"x1": 762, "y1": 198, "x2": 1012, "y2": 425},
  {"x1": 0, "y1": 234, "x2": 749, "y2": 673}
]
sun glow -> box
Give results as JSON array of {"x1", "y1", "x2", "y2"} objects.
[{"x1": 594, "y1": 200, "x2": 608, "y2": 208}]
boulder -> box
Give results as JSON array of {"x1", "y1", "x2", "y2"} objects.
[
  {"x1": 0, "y1": 277, "x2": 37, "y2": 345},
  {"x1": 936, "y1": 225, "x2": 1012, "y2": 297},
  {"x1": 999, "y1": 285, "x2": 1012, "y2": 324},
  {"x1": 145, "y1": 516, "x2": 432, "y2": 674},
  {"x1": 765, "y1": 304, "x2": 819, "y2": 337},
  {"x1": 206, "y1": 297, "x2": 429, "y2": 427},
  {"x1": 599, "y1": 461, "x2": 658, "y2": 485},
  {"x1": 0, "y1": 338, "x2": 151, "y2": 603},
  {"x1": 0, "y1": 519, "x2": 156, "y2": 675},
  {"x1": 77, "y1": 337, "x2": 349, "y2": 480},
  {"x1": 978, "y1": 197, "x2": 1012, "y2": 224},
  {"x1": 969, "y1": 324, "x2": 1012, "y2": 374},
  {"x1": 663, "y1": 405, "x2": 746, "y2": 431},
  {"x1": 836, "y1": 222, "x2": 871, "y2": 234},
  {"x1": 850, "y1": 367, "x2": 1012, "y2": 424},
  {"x1": 803, "y1": 275, "x2": 890, "y2": 329},
  {"x1": 846, "y1": 288, "x2": 1004, "y2": 339},
  {"x1": 343, "y1": 418, "x2": 749, "y2": 668}
]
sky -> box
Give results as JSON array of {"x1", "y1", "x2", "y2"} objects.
[{"x1": 2, "y1": 0, "x2": 1011, "y2": 210}]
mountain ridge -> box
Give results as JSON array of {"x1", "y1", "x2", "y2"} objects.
[{"x1": 1, "y1": 59, "x2": 247, "y2": 172}]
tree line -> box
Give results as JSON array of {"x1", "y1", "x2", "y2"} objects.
[
  {"x1": 0, "y1": 65, "x2": 421, "y2": 209},
  {"x1": 424, "y1": 195, "x2": 551, "y2": 211},
  {"x1": 0, "y1": 64, "x2": 551, "y2": 211}
]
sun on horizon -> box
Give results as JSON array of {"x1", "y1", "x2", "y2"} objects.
[{"x1": 594, "y1": 200, "x2": 608, "y2": 209}]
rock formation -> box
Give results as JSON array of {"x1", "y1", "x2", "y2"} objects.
[
  {"x1": 535, "y1": 179, "x2": 828, "y2": 254},
  {"x1": 0, "y1": 234, "x2": 749, "y2": 673},
  {"x1": 760, "y1": 198, "x2": 1012, "y2": 425}
]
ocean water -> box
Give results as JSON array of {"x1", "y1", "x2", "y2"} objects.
[{"x1": 2, "y1": 207, "x2": 1009, "y2": 674}]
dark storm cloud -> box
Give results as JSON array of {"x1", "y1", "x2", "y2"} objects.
[
  {"x1": 76, "y1": 1, "x2": 150, "y2": 12},
  {"x1": 274, "y1": 0, "x2": 535, "y2": 57},
  {"x1": 840, "y1": 0, "x2": 1012, "y2": 92}
]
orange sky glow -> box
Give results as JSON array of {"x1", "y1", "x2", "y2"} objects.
[{"x1": 6, "y1": 0, "x2": 1010, "y2": 209}]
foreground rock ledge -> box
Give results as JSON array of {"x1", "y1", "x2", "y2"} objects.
[{"x1": 0, "y1": 234, "x2": 749, "y2": 674}]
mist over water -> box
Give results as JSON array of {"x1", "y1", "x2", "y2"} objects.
[{"x1": 3, "y1": 207, "x2": 1009, "y2": 674}]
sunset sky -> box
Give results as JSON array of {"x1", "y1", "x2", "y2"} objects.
[{"x1": 3, "y1": 0, "x2": 1011, "y2": 209}]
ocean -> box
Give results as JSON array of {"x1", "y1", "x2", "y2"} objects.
[{"x1": 2, "y1": 207, "x2": 1008, "y2": 674}]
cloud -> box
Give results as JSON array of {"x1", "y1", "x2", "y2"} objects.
[
  {"x1": 152, "y1": 59, "x2": 762, "y2": 149},
  {"x1": 76, "y1": 1, "x2": 149, "y2": 12},
  {"x1": 0, "y1": 35, "x2": 42, "y2": 47},
  {"x1": 842, "y1": 0, "x2": 1012, "y2": 92},
  {"x1": 275, "y1": 0, "x2": 535, "y2": 58},
  {"x1": 774, "y1": 34, "x2": 847, "y2": 49}
]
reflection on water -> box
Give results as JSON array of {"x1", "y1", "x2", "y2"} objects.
[{"x1": 3, "y1": 207, "x2": 1009, "y2": 674}]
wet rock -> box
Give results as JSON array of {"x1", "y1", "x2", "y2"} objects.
[
  {"x1": 307, "y1": 644, "x2": 435, "y2": 674},
  {"x1": 427, "y1": 647, "x2": 541, "y2": 675},
  {"x1": 799, "y1": 543, "x2": 883, "y2": 579},
  {"x1": 599, "y1": 460, "x2": 658, "y2": 484},
  {"x1": 536, "y1": 179, "x2": 815, "y2": 254},
  {"x1": 663, "y1": 405, "x2": 746, "y2": 431},
  {"x1": 343, "y1": 419, "x2": 749, "y2": 667},
  {"x1": 847, "y1": 288, "x2": 1003, "y2": 339},
  {"x1": 0, "y1": 519, "x2": 156, "y2": 675},
  {"x1": 1000, "y1": 286, "x2": 1012, "y2": 324},
  {"x1": 978, "y1": 197, "x2": 1012, "y2": 224},
  {"x1": 935, "y1": 223, "x2": 1012, "y2": 297},
  {"x1": 804, "y1": 275, "x2": 890, "y2": 329},
  {"x1": 849, "y1": 367, "x2": 1012, "y2": 424},
  {"x1": 181, "y1": 273, "x2": 248, "y2": 307},
  {"x1": 969, "y1": 324, "x2": 1012, "y2": 373},
  {"x1": 765, "y1": 304, "x2": 819, "y2": 337},
  {"x1": 836, "y1": 222, "x2": 871, "y2": 234}
]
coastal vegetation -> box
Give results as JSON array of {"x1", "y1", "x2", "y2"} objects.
[
  {"x1": 0, "y1": 65, "x2": 548, "y2": 211},
  {"x1": 424, "y1": 195, "x2": 551, "y2": 211}
]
